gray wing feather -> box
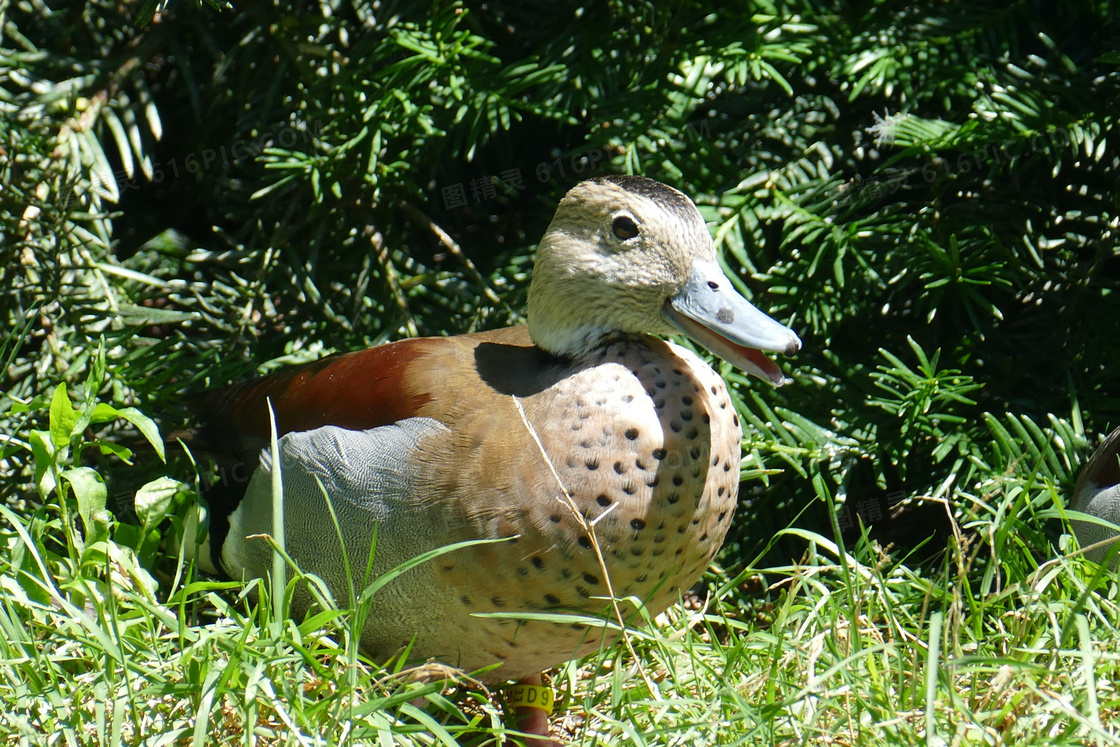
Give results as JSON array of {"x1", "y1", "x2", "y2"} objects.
[
  {"x1": 1073, "y1": 482, "x2": 1120, "y2": 565},
  {"x1": 222, "y1": 417, "x2": 461, "y2": 657}
]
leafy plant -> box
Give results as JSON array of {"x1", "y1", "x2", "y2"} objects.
[{"x1": 4, "y1": 0, "x2": 1120, "y2": 743}]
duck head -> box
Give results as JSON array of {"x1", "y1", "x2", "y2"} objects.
[{"x1": 527, "y1": 175, "x2": 801, "y2": 384}]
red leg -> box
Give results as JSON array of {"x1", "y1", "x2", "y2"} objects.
[{"x1": 509, "y1": 673, "x2": 558, "y2": 746}]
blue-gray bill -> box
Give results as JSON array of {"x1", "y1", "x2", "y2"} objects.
[{"x1": 663, "y1": 259, "x2": 801, "y2": 386}]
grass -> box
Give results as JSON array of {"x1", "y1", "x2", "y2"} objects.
[
  {"x1": 3, "y1": 387, "x2": 1120, "y2": 747},
  {"x1": 3, "y1": 1, "x2": 1118, "y2": 742}
]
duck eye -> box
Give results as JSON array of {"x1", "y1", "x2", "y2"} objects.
[{"x1": 611, "y1": 215, "x2": 640, "y2": 241}]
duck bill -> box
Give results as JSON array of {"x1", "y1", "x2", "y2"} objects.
[{"x1": 662, "y1": 260, "x2": 801, "y2": 386}]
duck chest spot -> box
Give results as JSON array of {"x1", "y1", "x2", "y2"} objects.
[
  {"x1": 437, "y1": 341, "x2": 743, "y2": 634},
  {"x1": 526, "y1": 342, "x2": 741, "y2": 604}
]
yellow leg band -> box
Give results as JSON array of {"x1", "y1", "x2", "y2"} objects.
[{"x1": 506, "y1": 684, "x2": 555, "y2": 715}]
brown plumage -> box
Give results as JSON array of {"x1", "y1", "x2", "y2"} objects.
[{"x1": 184, "y1": 175, "x2": 801, "y2": 741}]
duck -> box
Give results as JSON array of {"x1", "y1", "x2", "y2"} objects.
[
  {"x1": 183, "y1": 174, "x2": 801, "y2": 744},
  {"x1": 1072, "y1": 425, "x2": 1120, "y2": 564}
]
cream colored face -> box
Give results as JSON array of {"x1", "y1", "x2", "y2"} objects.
[
  {"x1": 528, "y1": 177, "x2": 717, "y2": 351},
  {"x1": 527, "y1": 175, "x2": 801, "y2": 383},
  {"x1": 550, "y1": 177, "x2": 714, "y2": 288}
]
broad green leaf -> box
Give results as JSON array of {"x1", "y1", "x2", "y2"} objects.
[
  {"x1": 90, "y1": 403, "x2": 122, "y2": 423},
  {"x1": 61, "y1": 467, "x2": 107, "y2": 535},
  {"x1": 29, "y1": 430, "x2": 56, "y2": 497},
  {"x1": 49, "y1": 384, "x2": 78, "y2": 450},
  {"x1": 96, "y1": 440, "x2": 135, "y2": 463},
  {"x1": 10, "y1": 394, "x2": 51, "y2": 414},
  {"x1": 86, "y1": 509, "x2": 113, "y2": 546},
  {"x1": 135, "y1": 476, "x2": 187, "y2": 531},
  {"x1": 114, "y1": 407, "x2": 166, "y2": 462}
]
